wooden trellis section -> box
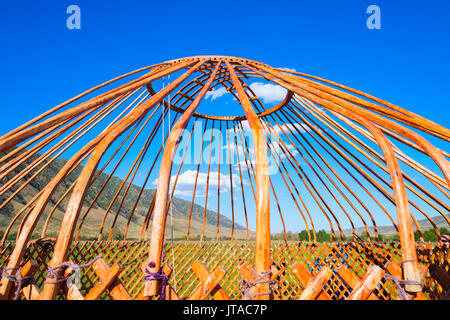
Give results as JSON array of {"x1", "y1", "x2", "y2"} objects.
[{"x1": 1, "y1": 240, "x2": 448, "y2": 300}]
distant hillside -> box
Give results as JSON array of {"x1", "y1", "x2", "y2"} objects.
[
  {"x1": 342, "y1": 214, "x2": 450, "y2": 237},
  {"x1": 0, "y1": 150, "x2": 249, "y2": 240}
]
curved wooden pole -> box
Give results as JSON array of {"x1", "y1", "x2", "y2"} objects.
[
  {"x1": 311, "y1": 104, "x2": 448, "y2": 231},
  {"x1": 0, "y1": 63, "x2": 165, "y2": 143},
  {"x1": 0, "y1": 62, "x2": 190, "y2": 154},
  {"x1": 300, "y1": 100, "x2": 449, "y2": 219},
  {"x1": 274, "y1": 110, "x2": 372, "y2": 239},
  {"x1": 248, "y1": 63, "x2": 450, "y2": 187},
  {"x1": 328, "y1": 108, "x2": 448, "y2": 191},
  {"x1": 232, "y1": 122, "x2": 251, "y2": 243},
  {"x1": 0, "y1": 60, "x2": 203, "y2": 300},
  {"x1": 298, "y1": 267, "x2": 333, "y2": 300},
  {"x1": 347, "y1": 266, "x2": 385, "y2": 300},
  {"x1": 103, "y1": 111, "x2": 167, "y2": 241},
  {"x1": 143, "y1": 61, "x2": 220, "y2": 297},
  {"x1": 226, "y1": 61, "x2": 271, "y2": 300},
  {"x1": 36, "y1": 60, "x2": 205, "y2": 300},
  {"x1": 0, "y1": 90, "x2": 138, "y2": 200},
  {"x1": 200, "y1": 120, "x2": 216, "y2": 244},
  {"x1": 246, "y1": 63, "x2": 422, "y2": 291},
  {"x1": 266, "y1": 113, "x2": 358, "y2": 238},
  {"x1": 0, "y1": 140, "x2": 99, "y2": 299},
  {"x1": 73, "y1": 116, "x2": 152, "y2": 240},
  {"x1": 235, "y1": 121, "x2": 290, "y2": 243},
  {"x1": 186, "y1": 120, "x2": 209, "y2": 243},
  {"x1": 226, "y1": 122, "x2": 236, "y2": 243},
  {"x1": 147, "y1": 69, "x2": 294, "y2": 121},
  {"x1": 264, "y1": 136, "x2": 314, "y2": 242},
  {"x1": 134, "y1": 113, "x2": 176, "y2": 241},
  {"x1": 287, "y1": 102, "x2": 400, "y2": 232},
  {"x1": 275, "y1": 68, "x2": 450, "y2": 141}
]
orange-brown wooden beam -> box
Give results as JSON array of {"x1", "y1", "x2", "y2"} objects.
[
  {"x1": 298, "y1": 267, "x2": 333, "y2": 300},
  {"x1": 347, "y1": 266, "x2": 385, "y2": 300},
  {"x1": 190, "y1": 261, "x2": 230, "y2": 300},
  {"x1": 92, "y1": 258, "x2": 132, "y2": 300},
  {"x1": 0, "y1": 61, "x2": 200, "y2": 300},
  {"x1": 0, "y1": 62, "x2": 184, "y2": 154},
  {"x1": 0, "y1": 63, "x2": 165, "y2": 144},
  {"x1": 27, "y1": 61, "x2": 206, "y2": 301},
  {"x1": 243, "y1": 62, "x2": 423, "y2": 292},
  {"x1": 337, "y1": 265, "x2": 378, "y2": 300},
  {"x1": 144, "y1": 60, "x2": 220, "y2": 297},
  {"x1": 292, "y1": 263, "x2": 332, "y2": 300},
  {"x1": 248, "y1": 63, "x2": 450, "y2": 186},
  {"x1": 274, "y1": 67, "x2": 450, "y2": 141},
  {"x1": 187, "y1": 262, "x2": 227, "y2": 300},
  {"x1": 226, "y1": 61, "x2": 271, "y2": 300}
]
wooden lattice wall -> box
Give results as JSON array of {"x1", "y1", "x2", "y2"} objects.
[{"x1": 1, "y1": 240, "x2": 448, "y2": 300}]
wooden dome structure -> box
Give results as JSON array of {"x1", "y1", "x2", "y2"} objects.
[{"x1": 0, "y1": 55, "x2": 448, "y2": 300}]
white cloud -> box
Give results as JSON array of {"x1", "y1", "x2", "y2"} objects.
[
  {"x1": 248, "y1": 82, "x2": 287, "y2": 104},
  {"x1": 205, "y1": 82, "x2": 288, "y2": 105},
  {"x1": 278, "y1": 67, "x2": 297, "y2": 72},
  {"x1": 153, "y1": 170, "x2": 243, "y2": 197},
  {"x1": 205, "y1": 87, "x2": 228, "y2": 101},
  {"x1": 240, "y1": 120, "x2": 251, "y2": 132}
]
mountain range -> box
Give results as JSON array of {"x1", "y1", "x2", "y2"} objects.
[{"x1": 0, "y1": 150, "x2": 248, "y2": 241}]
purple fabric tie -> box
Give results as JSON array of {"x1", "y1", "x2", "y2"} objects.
[
  {"x1": 1, "y1": 263, "x2": 37, "y2": 300},
  {"x1": 242, "y1": 270, "x2": 276, "y2": 300},
  {"x1": 44, "y1": 256, "x2": 103, "y2": 284},
  {"x1": 144, "y1": 262, "x2": 169, "y2": 300},
  {"x1": 383, "y1": 273, "x2": 423, "y2": 300}
]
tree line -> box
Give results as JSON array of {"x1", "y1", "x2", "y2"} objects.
[{"x1": 270, "y1": 227, "x2": 450, "y2": 243}]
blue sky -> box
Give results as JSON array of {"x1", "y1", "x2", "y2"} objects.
[
  {"x1": 0, "y1": 0, "x2": 449, "y2": 131},
  {"x1": 0, "y1": 1, "x2": 449, "y2": 235}
]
